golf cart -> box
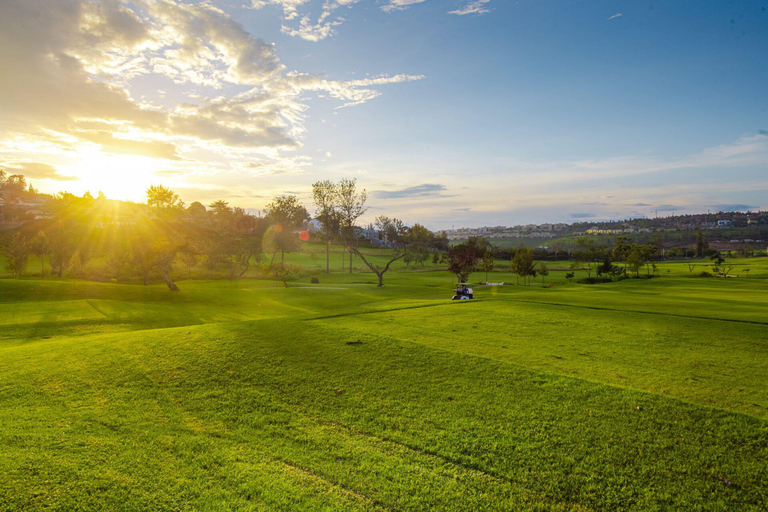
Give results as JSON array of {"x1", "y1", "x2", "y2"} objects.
[{"x1": 452, "y1": 283, "x2": 474, "y2": 300}]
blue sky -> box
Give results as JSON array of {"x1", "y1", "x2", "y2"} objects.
[{"x1": 0, "y1": 0, "x2": 766, "y2": 229}]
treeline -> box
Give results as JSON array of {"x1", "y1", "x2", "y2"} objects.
[
  {"x1": 443, "y1": 234, "x2": 738, "y2": 285},
  {"x1": 0, "y1": 176, "x2": 448, "y2": 288}
]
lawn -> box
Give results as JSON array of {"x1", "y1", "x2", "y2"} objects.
[{"x1": 1, "y1": 258, "x2": 767, "y2": 510}]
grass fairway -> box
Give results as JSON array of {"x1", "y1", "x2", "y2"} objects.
[{"x1": 1, "y1": 266, "x2": 767, "y2": 510}]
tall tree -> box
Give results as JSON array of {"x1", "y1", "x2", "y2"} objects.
[
  {"x1": 30, "y1": 231, "x2": 49, "y2": 277},
  {"x1": 264, "y1": 195, "x2": 308, "y2": 263},
  {"x1": 312, "y1": 180, "x2": 338, "y2": 274},
  {"x1": 337, "y1": 178, "x2": 367, "y2": 273},
  {"x1": 511, "y1": 246, "x2": 537, "y2": 285},
  {"x1": 695, "y1": 230, "x2": 707, "y2": 258},
  {"x1": 443, "y1": 243, "x2": 481, "y2": 284},
  {"x1": 146, "y1": 185, "x2": 184, "y2": 210},
  {"x1": 264, "y1": 195, "x2": 309, "y2": 230},
  {"x1": 2, "y1": 233, "x2": 30, "y2": 278},
  {"x1": 480, "y1": 251, "x2": 494, "y2": 283}
]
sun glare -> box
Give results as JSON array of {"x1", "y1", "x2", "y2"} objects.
[{"x1": 66, "y1": 147, "x2": 166, "y2": 202}]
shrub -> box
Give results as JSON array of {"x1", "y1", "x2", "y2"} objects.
[
  {"x1": 577, "y1": 277, "x2": 612, "y2": 284},
  {"x1": 310, "y1": 276, "x2": 320, "y2": 284},
  {"x1": 697, "y1": 271, "x2": 713, "y2": 278}
]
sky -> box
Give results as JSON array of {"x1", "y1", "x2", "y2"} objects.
[{"x1": 0, "y1": 0, "x2": 767, "y2": 230}]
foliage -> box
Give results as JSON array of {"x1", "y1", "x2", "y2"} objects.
[
  {"x1": 479, "y1": 251, "x2": 495, "y2": 283},
  {"x1": 443, "y1": 243, "x2": 481, "y2": 283},
  {"x1": 263, "y1": 262, "x2": 301, "y2": 287},
  {"x1": 2, "y1": 233, "x2": 29, "y2": 278},
  {"x1": 511, "y1": 246, "x2": 537, "y2": 285}
]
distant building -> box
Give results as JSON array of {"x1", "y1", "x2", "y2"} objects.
[
  {"x1": 717, "y1": 220, "x2": 732, "y2": 228},
  {"x1": 306, "y1": 219, "x2": 323, "y2": 232}
]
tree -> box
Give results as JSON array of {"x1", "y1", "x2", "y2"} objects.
[
  {"x1": 209, "y1": 200, "x2": 232, "y2": 217},
  {"x1": 626, "y1": 249, "x2": 644, "y2": 278},
  {"x1": 129, "y1": 218, "x2": 181, "y2": 291},
  {"x1": 695, "y1": 230, "x2": 707, "y2": 258},
  {"x1": 263, "y1": 262, "x2": 301, "y2": 287},
  {"x1": 511, "y1": 246, "x2": 537, "y2": 285},
  {"x1": 596, "y1": 255, "x2": 615, "y2": 278},
  {"x1": 264, "y1": 195, "x2": 308, "y2": 231},
  {"x1": 337, "y1": 179, "x2": 367, "y2": 273},
  {"x1": 480, "y1": 251, "x2": 494, "y2": 283},
  {"x1": 576, "y1": 238, "x2": 601, "y2": 277},
  {"x1": 687, "y1": 263, "x2": 696, "y2": 272},
  {"x1": 312, "y1": 180, "x2": 338, "y2": 274},
  {"x1": 349, "y1": 216, "x2": 408, "y2": 287},
  {"x1": 147, "y1": 185, "x2": 184, "y2": 210},
  {"x1": 30, "y1": 231, "x2": 49, "y2": 277},
  {"x1": 2, "y1": 233, "x2": 30, "y2": 278},
  {"x1": 612, "y1": 237, "x2": 632, "y2": 273},
  {"x1": 179, "y1": 248, "x2": 199, "y2": 279},
  {"x1": 444, "y1": 243, "x2": 481, "y2": 284},
  {"x1": 466, "y1": 236, "x2": 492, "y2": 254},
  {"x1": 640, "y1": 243, "x2": 659, "y2": 276},
  {"x1": 263, "y1": 225, "x2": 300, "y2": 264},
  {"x1": 67, "y1": 250, "x2": 83, "y2": 279},
  {"x1": 539, "y1": 262, "x2": 550, "y2": 284}
]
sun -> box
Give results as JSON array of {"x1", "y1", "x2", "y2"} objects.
[{"x1": 65, "y1": 146, "x2": 167, "y2": 202}]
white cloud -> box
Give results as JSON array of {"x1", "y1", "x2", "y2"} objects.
[
  {"x1": 448, "y1": 1, "x2": 491, "y2": 16},
  {"x1": 380, "y1": 0, "x2": 430, "y2": 13},
  {"x1": 251, "y1": 0, "x2": 431, "y2": 41},
  {"x1": 608, "y1": 13, "x2": 622, "y2": 20},
  {"x1": 0, "y1": 0, "x2": 422, "y2": 185}
]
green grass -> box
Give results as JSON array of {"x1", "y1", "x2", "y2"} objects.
[{"x1": 1, "y1": 259, "x2": 768, "y2": 510}]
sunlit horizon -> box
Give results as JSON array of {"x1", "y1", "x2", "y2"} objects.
[{"x1": 1, "y1": 0, "x2": 767, "y2": 229}]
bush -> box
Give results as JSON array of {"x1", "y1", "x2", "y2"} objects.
[
  {"x1": 577, "y1": 277, "x2": 612, "y2": 284},
  {"x1": 697, "y1": 271, "x2": 713, "y2": 278},
  {"x1": 310, "y1": 276, "x2": 320, "y2": 284}
]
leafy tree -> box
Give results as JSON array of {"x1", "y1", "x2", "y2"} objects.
[
  {"x1": 640, "y1": 243, "x2": 659, "y2": 276},
  {"x1": 67, "y1": 250, "x2": 83, "y2": 279},
  {"x1": 147, "y1": 185, "x2": 184, "y2": 210},
  {"x1": 612, "y1": 237, "x2": 632, "y2": 273},
  {"x1": 30, "y1": 231, "x2": 49, "y2": 276},
  {"x1": 264, "y1": 195, "x2": 309, "y2": 230},
  {"x1": 576, "y1": 238, "x2": 601, "y2": 277},
  {"x1": 443, "y1": 243, "x2": 481, "y2": 284},
  {"x1": 596, "y1": 255, "x2": 616, "y2": 278},
  {"x1": 2, "y1": 233, "x2": 30, "y2": 278},
  {"x1": 695, "y1": 229, "x2": 708, "y2": 258},
  {"x1": 539, "y1": 262, "x2": 550, "y2": 284},
  {"x1": 626, "y1": 249, "x2": 644, "y2": 277},
  {"x1": 466, "y1": 236, "x2": 492, "y2": 254},
  {"x1": 48, "y1": 223, "x2": 75, "y2": 278},
  {"x1": 263, "y1": 225, "x2": 300, "y2": 264},
  {"x1": 479, "y1": 251, "x2": 494, "y2": 283},
  {"x1": 186, "y1": 201, "x2": 207, "y2": 219},
  {"x1": 312, "y1": 180, "x2": 338, "y2": 274},
  {"x1": 511, "y1": 246, "x2": 537, "y2": 285},
  {"x1": 179, "y1": 248, "x2": 199, "y2": 279},
  {"x1": 209, "y1": 200, "x2": 232, "y2": 217}
]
